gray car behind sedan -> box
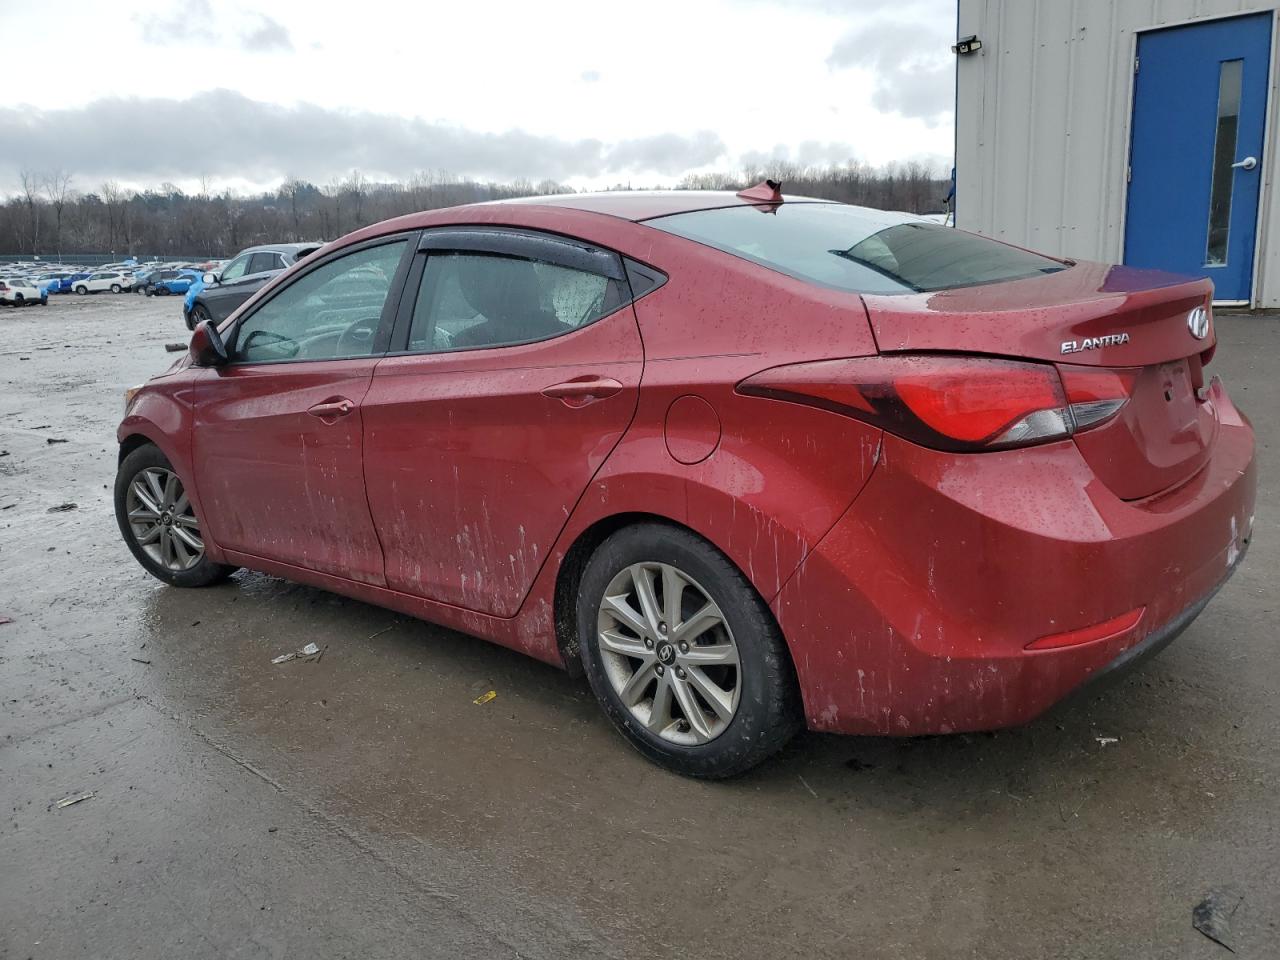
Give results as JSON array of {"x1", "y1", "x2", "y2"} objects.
[{"x1": 184, "y1": 242, "x2": 323, "y2": 329}]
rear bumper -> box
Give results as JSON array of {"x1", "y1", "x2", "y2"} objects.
[{"x1": 773, "y1": 392, "x2": 1257, "y2": 736}]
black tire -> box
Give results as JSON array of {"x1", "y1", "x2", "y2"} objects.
[
  {"x1": 576, "y1": 522, "x2": 801, "y2": 778},
  {"x1": 110, "y1": 284, "x2": 122, "y2": 293},
  {"x1": 75, "y1": 286, "x2": 87, "y2": 296},
  {"x1": 157, "y1": 286, "x2": 170, "y2": 296},
  {"x1": 14, "y1": 294, "x2": 23, "y2": 305},
  {"x1": 187, "y1": 302, "x2": 211, "y2": 331},
  {"x1": 114, "y1": 444, "x2": 238, "y2": 588}
]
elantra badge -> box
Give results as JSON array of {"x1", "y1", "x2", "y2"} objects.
[
  {"x1": 1187, "y1": 306, "x2": 1210, "y2": 340},
  {"x1": 1061, "y1": 333, "x2": 1130, "y2": 354}
]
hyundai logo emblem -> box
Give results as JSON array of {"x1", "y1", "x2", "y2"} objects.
[{"x1": 1187, "y1": 306, "x2": 1210, "y2": 340}]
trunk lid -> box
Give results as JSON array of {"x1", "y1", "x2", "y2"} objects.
[{"x1": 862, "y1": 261, "x2": 1218, "y2": 500}]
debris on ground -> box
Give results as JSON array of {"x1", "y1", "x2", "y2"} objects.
[
  {"x1": 1192, "y1": 889, "x2": 1243, "y2": 952},
  {"x1": 164, "y1": 342, "x2": 187, "y2": 352},
  {"x1": 130, "y1": 657, "x2": 151, "y2": 665},
  {"x1": 54, "y1": 792, "x2": 95, "y2": 809},
  {"x1": 1095, "y1": 737, "x2": 1119, "y2": 747},
  {"x1": 845, "y1": 757, "x2": 876, "y2": 772},
  {"x1": 368, "y1": 623, "x2": 398, "y2": 639},
  {"x1": 46, "y1": 503, "x2": 78, "y2": 513},
  {"x1": 473, "y1": 690, "x2": 498, "y2": 705},
  {"x1": 272, "y1": 642, "x2": 324, "y2": 665},
  {"x1": 0, "y1": 450, "x2": 8, "y2": 457},
  {"x1": 0, "y1": 616, "x2": 13, "y2": 626},
  {"x1": 45, "y1": 437, "x2": 70, "y2": 445}
]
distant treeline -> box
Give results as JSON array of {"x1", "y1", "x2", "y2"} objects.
[{"x1": 0, "y1": 161, "x2": 949, "y2": 259}]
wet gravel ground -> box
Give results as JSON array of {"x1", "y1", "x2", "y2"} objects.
[{"x1": 1, "y1": 293, "x2": 1278, "y2": 959}]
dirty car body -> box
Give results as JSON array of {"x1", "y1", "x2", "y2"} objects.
[{"x1": 115, "y1": 187, "x2": 1257, "y2": 776}]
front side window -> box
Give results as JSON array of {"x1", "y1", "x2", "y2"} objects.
[
  {"x1": 220, "y1": 256, "x2": 250, "y2": 282},
  {"x1": 646, "y1": 202, "x2": 1067, "y2": 294},
  {"x1": 407, "y1": 252, "x2": 614, "y2": 352},
  {"x1": 232, "y1": 240, "x2": 406, "y2": 363}
]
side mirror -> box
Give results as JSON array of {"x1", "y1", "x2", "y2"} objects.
[
  {"x1": 202, "y1": 272, "x2": 218, "y2": 285},
  {"x1": 189, "y1": 319, "x2": 229, "y2": 367}
]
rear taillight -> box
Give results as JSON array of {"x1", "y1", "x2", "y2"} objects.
[{"x1": 738, "y1": 354, "x2": 1135, "y2": 452}]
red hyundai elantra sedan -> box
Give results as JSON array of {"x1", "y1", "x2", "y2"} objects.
[{"x1": 115, "y1": 183, "x2": 1256, "y2": 777}]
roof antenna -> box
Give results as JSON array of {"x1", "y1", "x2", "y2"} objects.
[{"x1": 736, "y1": 179, "x2": 784, "y2": 202}]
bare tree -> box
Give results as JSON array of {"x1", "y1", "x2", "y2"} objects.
[
  {"x1": 324, "y1": 176, "x2": 344, "y2": 237},
  {"x1": 99, "y1": 180, "x2": 123, "y2": 253},
  {"x1": 18, "y1": 170, "x2": 42, "y2": 255},
  {"x1": 345, "y1": 169, "x2": 367, "y2": 226},
  {"x1": 41, "y1": 170, "x2": 73, "y2": 259},
  {"x1": 280, "y1": 177, "x2": 305, "y2": 240}
]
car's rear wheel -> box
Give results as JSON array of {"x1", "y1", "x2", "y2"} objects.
[
  {"x1": 576, "y1": 523, "x2": 801, "y2": 778},
  {"x1": 187, "y1": 303, "x2": 211, "y2": 331},
  {"x1": 114, "y1": 444, "x2": 238, "y2": 588},
  {"x1": 110, "y1": 283, "x2": 122, "y2": 293}
]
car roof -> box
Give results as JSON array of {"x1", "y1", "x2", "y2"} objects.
[
  {"x1": 492, "y1": 190, "x2": 834, "y2": 222},
  {"x1": 236, "y1": 242, "x2": 324, "y2": 256}
]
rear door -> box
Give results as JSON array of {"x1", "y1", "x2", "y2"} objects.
[
  {"x1": 1125, "y1": 12, "x2": 1272, "y2": 303},
  {"x1": 192, "y1": 235, "x2": 414, "y2": 583},
  {"x1": 361, "y1": 228, "x2": 644, "y2": 617}
]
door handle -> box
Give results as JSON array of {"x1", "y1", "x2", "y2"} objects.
[
  {"x1": 1231, "y1": 156, "x2": 1258, "y2": 171},
  {"x1": 541, "y1": 376, "x2": 624, "y2": 407},
  {"x1": 307, "y1": 397, "x2": 355, "y2": 420}
]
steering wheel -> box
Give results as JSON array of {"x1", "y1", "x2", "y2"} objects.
[{"x1": 336, "y1": 317, "x2": 378, "y2": 357}]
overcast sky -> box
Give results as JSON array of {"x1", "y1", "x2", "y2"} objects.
[{"x1": 0, "y1": 0, "x2": 956, "y2": 196}]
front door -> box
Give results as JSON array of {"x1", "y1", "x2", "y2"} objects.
[
  {"x1": 192, "y1": 236, "x2": 413, "y2": 584},
  {"x1": 1125, "y1": 12, "x2": 1272, "y2": 302},
  {"x1": 361, "y1": 230, "x2": 643, "y2": 617}
]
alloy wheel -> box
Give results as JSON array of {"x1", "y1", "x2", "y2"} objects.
[
  {"x1": 125, "y1": 467, "x2": 204, "y2": 571},
  {"x1": 597, "y1": 562, "x2": 741, "y2": 745}
]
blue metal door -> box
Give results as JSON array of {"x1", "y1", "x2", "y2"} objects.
[{"x1": 1125, "y1": 13, "x2": 1272, "y2": 302}]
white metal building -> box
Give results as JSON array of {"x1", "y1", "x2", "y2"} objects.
[{"x1": 955, "y1": 0, "x2": 1280, "y2": 307}]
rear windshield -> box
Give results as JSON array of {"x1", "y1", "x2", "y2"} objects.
[{"x1": 645, "y1": 202, "x2": 1067, "y2": 294}]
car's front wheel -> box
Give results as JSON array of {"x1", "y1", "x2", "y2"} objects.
[
  {"x1": 75, "y1": 286, "x2": 87, "y2": 295},
  {"x1": 576, "y1": 523, "x2": 801, "y2": 778},
  {"x1": 114, "y1": 444, "x2": 238, "y2": 588},
  {"x1": 187, "y1": 302, "x2": 211, "y2": 331}
]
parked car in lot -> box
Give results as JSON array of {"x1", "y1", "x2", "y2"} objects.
[
  {"x1": 55, "y1": 271, "x2": 92, "y2": 294},
  {"x1": 115, "y1": 185, "x2": 1257, "y2": 777},
  {"x1": 137, "y1": 267, "x2": 195, "y2": 296},
  {"x1": 152, "y1": 269, "x2": 202, "y2": 296},
  {"x1": 184, "y1": 243, "x2": 321, "y2": 329},
  {"x1": 0, "y1": 278, "x2": 47, "y2": 306},
  {"x1": 35, "y1": 272, "x2": 72, "y2": 295},
  {"x1": 72, "y1": 271, "x2": 131, "y2": 295}
]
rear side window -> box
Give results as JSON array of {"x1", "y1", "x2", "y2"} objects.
[
  {"x1": 247, "y1": 252, "x2": 282, "y2": 275},
  {"x1": 407, "y1": 253, "x2": 616, "y2": 352},
  {"x1": 646, "y1": 203, "x2": 1067, "y2": 294}
]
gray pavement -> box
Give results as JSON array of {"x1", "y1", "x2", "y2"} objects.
[{"x1": 1, "y1": 293, "x2": 1277, "y2": 958}]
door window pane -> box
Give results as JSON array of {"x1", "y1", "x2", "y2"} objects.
[
  {"x1": 1205, "y1": 59, "x2": 1243, "y2": 266},
  {"x1": 408, "y1": 252, "x2": 612, "y2": 352},
  {"x1": 248, "y1": 252, "x2": 281, "y2": 275},
  {"x1": 233, "y1": 240, "x2": 406, "y2": 363},
  {"x1": 220, "y1": 256, "x2": 249, "y2": 281}
]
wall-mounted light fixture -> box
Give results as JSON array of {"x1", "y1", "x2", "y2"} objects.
[{"x1": 952, "y1": 35, "x2": 983, "y2": 55}]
